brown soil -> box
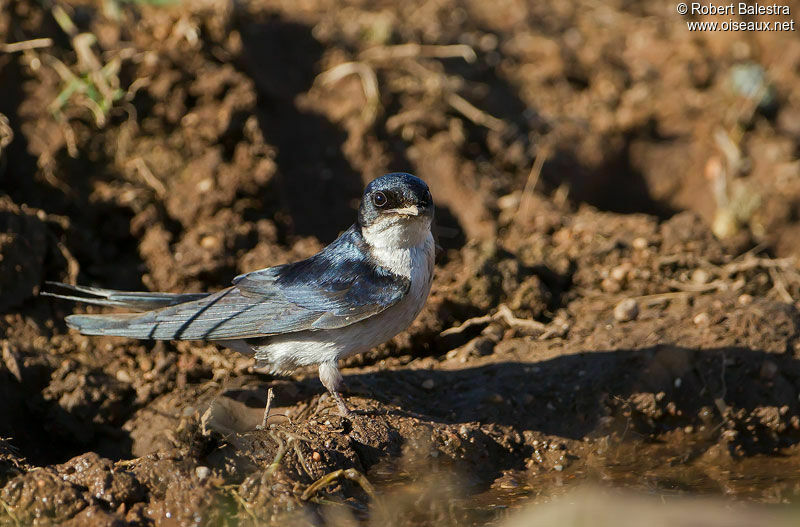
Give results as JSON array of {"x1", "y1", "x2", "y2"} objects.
[{"x1": 2, "y1": 0, "x2": 800, "y2": 525}]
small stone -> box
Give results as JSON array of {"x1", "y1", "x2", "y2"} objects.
[
  {"x1": 693, "y1": 312, "x2": 710, "y2": 326},
  {"x1": 195, "y1": 466, "x2": 211, "y2": 482},
  {"x1": 691, "y1": 269, "x2": 709, "y2": 284},
  {"x1": 200, "y1": 236, "x2": 219, "y2": 249},
  {"x1": 312, "y1": 451, "x2": 322, "y2": 462},
  {"x1": 738, "y1": 294, "x2": 753, "y2": 306},
  {"x1": 601, "y1": 278, "x2": 621, "y2": 293},
  {"x1": 613, "y1": 298, "x2": 639, "y2": 322},
  {"x1": 674, "y1": 377, "x2": 683, "y2": 388},
  {"x1": 553, "y1": 464, "x2": 563, "y2": 471},
  {"x1": 610, "y1": 263, "x2": 632, "y2": 282},
  {"x1": 421, "y1": 379, "x2": 435, "y2": 390},
  {"x1": 632, "y1": 237, "x2": 648, "y2": 250},
  {"x1": 197, "y1": 178, "x2": 213, "y2": 192}
]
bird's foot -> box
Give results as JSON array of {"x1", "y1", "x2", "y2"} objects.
[{"x1": 331, "y1": 390, "x2": 352, "y2": 417}]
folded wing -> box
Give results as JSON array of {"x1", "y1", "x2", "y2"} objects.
[{"x1": 53, "y1": 226, "x2": 409, "y2": 340}]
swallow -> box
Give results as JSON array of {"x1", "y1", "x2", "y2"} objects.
[{"x1": 44, "y1": 172, "x2": 436, "y2": 416}]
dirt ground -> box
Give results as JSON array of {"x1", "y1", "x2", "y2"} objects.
[{"x1": 2, "y1": 0, "x2": 800, "y2": 525}]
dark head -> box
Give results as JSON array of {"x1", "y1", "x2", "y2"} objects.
[{"x1": 358, "y1": 173, "x2": 434, "y2": 248}]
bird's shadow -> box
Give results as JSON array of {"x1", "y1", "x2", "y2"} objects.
[{"x1": 222, "y1": 345, "x2": 800, "y2": 475}]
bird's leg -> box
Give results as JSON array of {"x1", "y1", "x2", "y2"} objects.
[{"x1": 318, "y1": 361, "x2": 351, "y2": 416}]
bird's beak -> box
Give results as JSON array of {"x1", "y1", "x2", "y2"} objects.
[{"x1": 392, "y1": 205, "x2": 420, "y2": 216}]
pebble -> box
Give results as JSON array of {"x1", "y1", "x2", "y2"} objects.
[
  {"x1": 632, "y1": 237, "x2": 649, "y2": 250},
  {"x1": 738, "y1": 294, "x2": 753, "y2": 306},
  {"x1": 613, "y1": 298, "x2": 639, "y2": 322},
  {"x1": 610, "y1": 263, "x2": 632, "y2": 282},
  {"x1": 200, "y1": 235, "x2": 219, "y2": 249},
  {"x1": 195, "y1": 466, "x2": 211, "y2": 482},
  {"x1": 601, "y1": 278, "x2": 621, "y2": 293},
  {"x1": 421, "y1": 379, "x2": 435, "y2": 390},
  {"x1": 312, "y1": 451, "x2": 322, "y2": 462},
  {"x1": 693, "y1": 312, "x2": 710, "y2": 326},
  {"x1": 691, "y1": 269, "x2": 709, "y2": 284}
]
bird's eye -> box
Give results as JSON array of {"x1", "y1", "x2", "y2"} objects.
[{"x1": 372, "y1": 191, "x2": 387, "y2": 207}]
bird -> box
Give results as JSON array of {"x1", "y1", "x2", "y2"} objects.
[{"x1": 43, "y1": 172, "x2": 436, "y2": 416}]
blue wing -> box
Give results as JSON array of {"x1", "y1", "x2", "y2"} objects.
[{"x1": 62, "y1": 226, "x2": 409, "y2": 340}]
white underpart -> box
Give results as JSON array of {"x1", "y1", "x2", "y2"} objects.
[{"x1": 240, "y1": 213, "x2": 435, "y2": 390}]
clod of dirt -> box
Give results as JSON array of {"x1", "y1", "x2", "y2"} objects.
[
  {"x1": 613, "y1": 298, "x2": 639, "y2": 322},
  {"x1": 57, "y1": 453, "x2": 145, "y2": 508},
  {"x1": 1, "y1": 468, "x2": 87, "y2": 524}
]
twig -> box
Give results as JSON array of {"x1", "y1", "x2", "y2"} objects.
[
  {"x1": 516, "y1": 144, "x2": 551, "y2": 223},
  {"x1": 495, "y1": 304, "x2": 546, "y2": 331},
  {"x1": 441, "y1": 303, "x2": 545, "y2": 337},
  {"x1": 440, "y1": 314, "x2": 493, "y2": 336},
  {"x1": 257, "y1": 387, "x2": 275, "y2": 430},
  {"x1": 293, "y1": 440, "x2": 313, "y2": 479},
  {"x1": 722, "y1": 256, "x2": 796, "y2": 275},
  {"x1": 360, "y1": 43, "x2": 476, "y2": 63},
  {"x1": 665, "y1": 279, "x2": 727, "y2": 293},
  {"x1": 51, "y1": 5, "x2": 78, "y2": 37},
  {"x1": 446, "y1": 93, "x2": 505, "y2": 132},
  {"x1": 1, "y1": 342, "x2": 22, "y2": 383},
  {"x1": 1, "y1": 38, "x2": 53, "y2": 53},
  {"x1": 130, "y1": 157, "x2": 167, "y2": 197},
  {"x1": 768, "y1": 266, "x2": 794, "y2": 304},
  {"x1": 632, "y1": 291, "x2": 691, "y2": 307}
]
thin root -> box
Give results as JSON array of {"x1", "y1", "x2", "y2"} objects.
[
  {"x1": 441, "y1": 303, "x2": 546, "y2": 337},
  {"x1": 301, "y1": 468, "x2": 377, "y2": 502}
]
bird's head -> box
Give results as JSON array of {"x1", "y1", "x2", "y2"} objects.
[{"x1": 358, "y1": 172, "x2": 434, "y2": 250}]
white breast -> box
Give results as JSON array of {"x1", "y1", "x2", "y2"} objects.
[{"x1": 254, "y1": 231, "x2": 435, "y2": 371}]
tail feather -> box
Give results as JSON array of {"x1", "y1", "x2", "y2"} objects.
[
  {"x1": 42, "y1": 282, "x2": 210, "y2": 311},
  {"x1": 65, "y1": 313, "x2": 145, "y2": 336}
]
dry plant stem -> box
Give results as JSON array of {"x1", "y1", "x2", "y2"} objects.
[
  {"x1": 516, "y1": 144, "x2": 551, "y2": 223},
  {"x1": 129, "y1": 158, "x2": 167, "y2": 197},
  {"x1": 665, "y1": 279, "x2": 728, "y2": 293},
  {"x1": 359, "y1": 43, "x2": 477, "y2": 63},
  {"x1": 441, "y1": 303, "x2": 545, "y2": 337},
  {"x1": 1, "y1": 38, "x2": 53, "y2": 53},
  {"x1": 293, "y1": 441, "x2": 313, "y2": 479},
  {"x1": 2, "y1": 342, "x2": 22, "y2": 383},
  {"x1": 316, "y1": 62, "x2": 380, "y2": 125},
  {"x1": 260, "y1": 387, "x2": 275, "y2": 429},
  {"x1": 263, "y1": 431, "x2": 287, "y2": 478},
  {"x1": 767, "y1": 267, "x2": 794, "y2": 303},
  {"x1": 301, "y1": 468, "x2": 377, "y2": 502},
  {"x1": 447, "y1": 93, "x2": 505, "y2": 132}
]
